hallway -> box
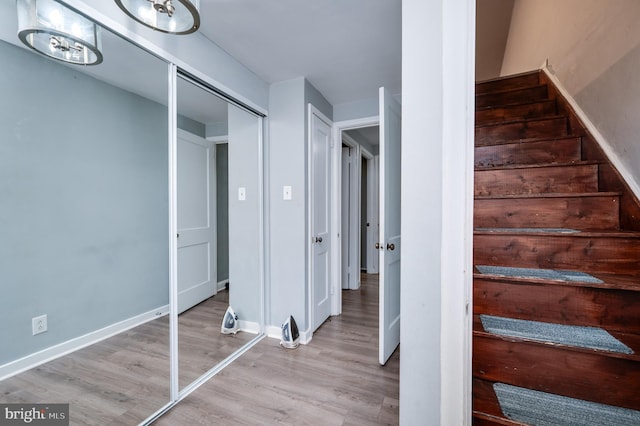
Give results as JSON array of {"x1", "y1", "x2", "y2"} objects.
[{"x1": 156, "y1": 273, "x2": 400, "y2": 425}]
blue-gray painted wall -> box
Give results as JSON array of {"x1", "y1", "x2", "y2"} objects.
[{"x1": 0, "y1": 40, "x2": 169, "y2": 364}]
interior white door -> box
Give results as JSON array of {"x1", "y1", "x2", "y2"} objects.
[
  {"x1": 341, "y1": 145, "x2": 351, "y2": 290},
  {"x1": 310, "y1": 107, "x2": 332, "y2": 331},
  {"x1": 177, "y1": 130, "x2": 217, "y2": 314},
  {"x1": 379, "y1": 87, "x2": 401, "y2": 365}
]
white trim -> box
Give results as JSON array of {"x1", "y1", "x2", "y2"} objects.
[
  {"x1": 331, "y1": 116, "x2": 380, "y2": 316},
  {"x1": 307, "y1": 103, "x2": 334, "y2": 337},
  {"x1": 217, "y1": 279, "x2": 229, "y2": 292},
  {"x1": 168, "y1": 63, "x2": 180, "y2": 402},
  {"x1": 0, "y1": 306, "x2": 169, "y2": 381},
  {"x1": 238, "y1": 320, "x2": 261, "y2": 335},
  {"x1": 207, "y1": 135, "x2": 229, "y2": 144},
  {"x1": 542, "y1": 65, "x2": 640, "y2": 202},
  {"x1": 265, "y1": 325, "x2": 313, "y2": 345}
]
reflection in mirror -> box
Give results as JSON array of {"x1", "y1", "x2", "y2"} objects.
[
  {"x1": 176, "y1": 75, "x2": 262, "y2": 391},
  {"x1": 0, "y1": 3, "x2": 170, "y2": 423}
]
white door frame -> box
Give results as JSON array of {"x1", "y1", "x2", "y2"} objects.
[{"x1": 330, "y1": 115, "x2": 379, "y2": 315}]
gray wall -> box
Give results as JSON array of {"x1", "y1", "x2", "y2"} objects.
[
  {"x1": 178, "y1": 115, "x2": 206, "y2": 138},
  {"x1": 268, "y1": 78, "x2": 307, "y2": 330},
  {"x1": 216, "y1": 144, "x2": 229, "y2": 283},
  {"x1": 228, "y1": 106, "x2": 261, "y2": 323},
  {"x1": 0, "y1": 41, "x2": 168, "y2": 364},
  {"x1": 267, "y1": 78, "x2": 333, "y2": 333}
]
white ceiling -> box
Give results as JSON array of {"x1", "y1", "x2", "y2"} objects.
[
  {"x1": 0, "y1": 0, "x2": 512, "y2": 126},
  {"x1": 198, "y1": 0, "x2": 402, "y2": 106}
]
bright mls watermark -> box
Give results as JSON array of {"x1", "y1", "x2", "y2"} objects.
[{"x1": 0, "y1": 404, "x2": 68, "y2": 425}]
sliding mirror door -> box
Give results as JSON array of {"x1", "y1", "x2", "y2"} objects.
[
  {"x1": 0, "y1": 2, "x2": 171, "y2": 423},
  {"x1": 176, "y1": 74, "x2": 264, "y2": 391}
]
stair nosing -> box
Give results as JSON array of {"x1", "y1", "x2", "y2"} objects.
[
  {"x1": 475, "y1": 114, "x2": 568, "y2": 129},
  {"x1": 474, "y1": 191, "x2": 620, "y2": 200},
  {"x1": 472, "y1": 271, "x2": 640, "y2": 292},
  {"x1": 474, "y1": 160, "x2": 597, "y2": 171},
  {"x1": 473, "y1": 229, "x2": 640, "y2": 238},
  {"x1": 475, "y1": 135, "x2": 581, "y2": 147},
  {"x1": 475, "y1": 98, "x2": 556, "y2": 113},
  {"x1": 472, "y1": 328, "x2": 640, "y2": 362}
]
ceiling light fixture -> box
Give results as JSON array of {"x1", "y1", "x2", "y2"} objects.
[
  {"x1": 17, "y1": 0, "x2": 103, "y2": 65},
  {"x1": 114, "y1": 0, "x2": 200, "y2": 35}
]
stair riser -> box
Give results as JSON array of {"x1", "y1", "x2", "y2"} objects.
[
  {"x1": 476, "y1": 85, "x2": 549, "y2": 109},
  {"x1": 474, "y1": 138, "x2": 582, "y2": 168},
  {"x1": 476, "y1": 100, "x2": 557, "y2": 125},
  {"x1": 475, "y1": 164, "x2": 598, "y2": 196},
  {"x1": 473, "y1": 234, "x2": 640, "y2": 274},
  {"x1": 474, "y1": 195, "x2": 620, "y2": 230},
  {"x1": 474, "y1": 278, "x2": 640, "y2": 333},
  {"x1": 473, "y1": 335, "x2": 640, "y2": 410},
  {"x1": 476, "y1": 117, "x2": 568, "y2": 145},
  {"x1": 476, "y1": 72, "x2": 541, "y2": 95}
]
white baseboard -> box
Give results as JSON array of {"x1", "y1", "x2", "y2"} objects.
[
  {"x1": 542, "y1": 65, "x2": 640, "y2": 202},
  {"x1": 265, "y1": 325, "x2": 312, "y2": 345},
  {"x1": 217, "y1": 279, "x2": 229, "y2": 292},
  {"x1": 0, "y1": 305, "x2": 170, "y2": 381},
  {"x1": 238, "y1": 320, "x2": 260, "y2": 335}
]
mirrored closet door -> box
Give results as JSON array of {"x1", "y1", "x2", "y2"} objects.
[
  {"x1": 175, "y1": 74, "x2": 264, "y2": 392},
  {"x1": 0, "y1": 1, "x2": 171, "y2": 423}
]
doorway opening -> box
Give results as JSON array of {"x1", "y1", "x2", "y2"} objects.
[{"x1": 337, "y1": 123, "x2": 379, "y2": 308}]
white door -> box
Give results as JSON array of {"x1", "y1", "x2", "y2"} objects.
[
  {"x1": 341, "y1": 145, "x2": 351, "y2": 290},
  {"x1": 379, "y1": 87, "x2": 401, "y2": 365},
  {"x1": 310, "y1": 106, "x2": 332, "y2": 331},
  {"x1": 177, "y1": 130, "x2": 217, "y2": 314}
]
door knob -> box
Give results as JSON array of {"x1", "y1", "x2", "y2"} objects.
[
  {"x1": 387, "y1": 243, "x2": 395, "y2": 251},
  {"x1": 375, "y1": 242, "x2": 381, "y2": 249},
  {"x1": 314, "y1": 236, "x2": 323, "y2": 243}
]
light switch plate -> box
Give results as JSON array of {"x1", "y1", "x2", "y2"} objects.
[{"x1": 283, "y1": 185, "x2": 292, "y2": 200}]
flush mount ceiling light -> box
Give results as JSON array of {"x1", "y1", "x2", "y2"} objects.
[
  {"x1": 114, "y1": 0, "x2": 200, "y2": 35},
  {"x1": 17, "y1": 0, "x2": 103, "y2": 65}
]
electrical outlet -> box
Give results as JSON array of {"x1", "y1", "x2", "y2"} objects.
[{"x1": 32, "y1": 315, "x2": 47, "y2": 336}]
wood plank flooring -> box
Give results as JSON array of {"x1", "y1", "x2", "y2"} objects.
[
  {"x1": 0, "y1": 289, "x2": 253, "y2": 425},
  {"x1": 155, "y1": 273, "x2": 400, "y2": 426}
]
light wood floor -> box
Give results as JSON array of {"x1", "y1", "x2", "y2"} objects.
[
  {"x1": 155, "y1": 273, "x2": 400, "y2": 425},
  {"x1": 0, "y1": 289, "x2": 252, "y2": 425}
]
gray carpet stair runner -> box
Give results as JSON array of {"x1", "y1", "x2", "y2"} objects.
[
  {"x1": 480, "y1": 315, "x2": 633, "y2": 354},
  {"x1": 476, "y1": 265, "x2": 604, "y2": 284},
  {"x1": 493, "y1": 382, "x2": 640, "y2": 426}
]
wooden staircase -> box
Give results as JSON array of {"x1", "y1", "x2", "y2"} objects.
[{"x1": 472, "y1": 70, "x2": 640, "y2": 425}]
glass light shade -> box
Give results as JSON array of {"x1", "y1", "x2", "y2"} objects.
[
  {"x1": 114, "y1": 0, "x2": 200, "y2": 35},
  {"x1": 17, "y1": 0, "x2": 103, "y2": 65}
]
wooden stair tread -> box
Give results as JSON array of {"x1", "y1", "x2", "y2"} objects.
[
  {"x1": 476, "y1": 134, "x2": 578, "y2": 147},
  {"x1": 474, "y1": 160, "x2": 597, "y2": 172},
  {"x1": 475, "y1": 114, "x2": 569, "y2": 129},
  {"x1": 474, "y1": 191, "x2": 619, "y2": 200},
  {"x1": 476, "y1": 71, "x2": 541, "y2": 95},
  {"x1": 473, "y1": 270, "x2": 640, "y2": 292},
  {"x1": 474, "y1": 228, "x2": 640, "y2": 237}
]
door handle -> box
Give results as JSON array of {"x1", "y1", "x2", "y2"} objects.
[
  {"x1": 387, "y1": 243, "x2": 395, "y2": 251},
  {"x1": 375, "y1": 242, "x2": 380, "y2": 249},
  {"x1": 314, "y1": 236, "x2": 323, "y2": 243}
]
